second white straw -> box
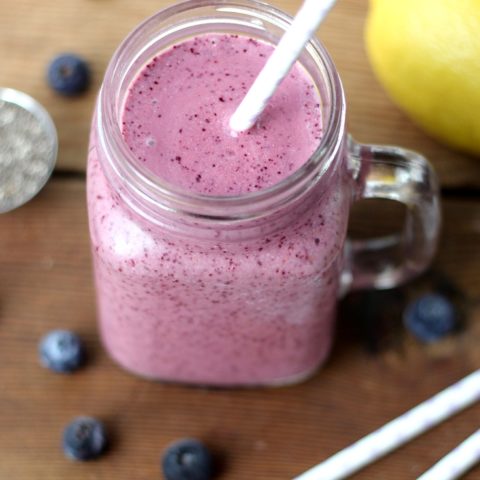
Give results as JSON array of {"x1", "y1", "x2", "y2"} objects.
[
  {"x1": 417, "y1": 429, "x2": 480, "y2": 480},
  {"x1": 229, "y1": 0, "x2": 337, "y2": 133}
]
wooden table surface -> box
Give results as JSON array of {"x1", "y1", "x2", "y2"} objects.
[{"x1": 1, "y1": 1, "x2": 479, "y2": 479}]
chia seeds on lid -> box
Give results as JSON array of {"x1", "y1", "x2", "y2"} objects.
[{"x1": 0, "y1": 88, "x2": 58, "y2": 213}]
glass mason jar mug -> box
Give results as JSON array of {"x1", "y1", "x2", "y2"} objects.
[{"x1": 87, "y1": 0, "x2": 440, "y2": 387}]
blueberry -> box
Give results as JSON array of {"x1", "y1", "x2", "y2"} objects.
[
  {"x1": 63, "y1": 417, "x2": 107, "y2": 461},
  {"x1": 404, "y1": 293, "x2": 457, "y2": 343},
  {"x1": 162, "y1": 438, "x2": 213, "y2": 480},
  {"x1": 47, "y1": 54, "x2": 90, "y2": 96},
  {"x1": 39, "y1": 330, "x2": 85, "y2": 373}
]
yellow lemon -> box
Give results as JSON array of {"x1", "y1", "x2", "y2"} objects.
[{"x1": 365, "y1": 0, "x2": 480, "y2": 155}]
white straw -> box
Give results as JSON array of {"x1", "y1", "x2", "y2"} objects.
[
  {"x1": 294, "y1": 370, "x2": 480, "y2": 480},
  {"x1": 417, "y1": 430, "x2": 480, "y2": 480},
  {"x1": 229, "y1": 0, "x2": 337, "y2": 132}
]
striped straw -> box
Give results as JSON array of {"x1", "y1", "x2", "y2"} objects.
[
  {"x1": 417, "y1": 429, "x2": 480, "y2": 480},
  {"x1": 294, "y1": 370, "x2": 480, "y2": 480},
  {"x1": 229, "y1": 0, "x2": 337, "y2": 133}
]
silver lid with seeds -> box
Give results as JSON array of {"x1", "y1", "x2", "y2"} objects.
[{"x1": 0, "y1": 88, "x2": 58, "y2": 213}]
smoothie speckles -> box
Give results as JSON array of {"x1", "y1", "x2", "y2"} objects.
[{"x1": 121, "y1": 34, "x2": 322, "y2": 195}]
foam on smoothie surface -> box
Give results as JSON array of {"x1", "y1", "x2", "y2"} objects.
[{"x1": 121, "y1": 34, "x2": 322, "y2": 196}]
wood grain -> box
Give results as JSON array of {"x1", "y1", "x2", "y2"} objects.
[
  {"x1": 1, "y1": 0, "x2": 479, "y2": 186},
  {"x1": 0, "y1": 179, "x2": 479, "y2": 479}
]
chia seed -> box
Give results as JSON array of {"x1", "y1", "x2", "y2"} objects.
[{"x1": 0, "y1": 91, "x2": 57, "y2": 213}]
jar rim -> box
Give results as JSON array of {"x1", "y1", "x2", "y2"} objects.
[{"x1": 97, "y1": 0, "x2": 346, "y2": 224}]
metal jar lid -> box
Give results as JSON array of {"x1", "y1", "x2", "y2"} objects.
[{"x1": 0, "y1": 88, "x2": 58, "y2": 213}]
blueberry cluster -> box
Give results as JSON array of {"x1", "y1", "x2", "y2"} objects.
[{"x1": 39, "y1": 329, "x2": 214, "y2": 478}]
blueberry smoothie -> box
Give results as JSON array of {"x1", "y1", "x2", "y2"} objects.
[{"x1": 87, "y1": 33, "x2": 350, "y2": 386}]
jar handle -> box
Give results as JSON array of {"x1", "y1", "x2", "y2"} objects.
[{"x1": 341, "y1": 137, "x2": 441, "y2": 293}]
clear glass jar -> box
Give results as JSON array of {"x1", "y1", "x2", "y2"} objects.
[{"x1": 87, "y1": 0, "x2": 440, "y2": 386}]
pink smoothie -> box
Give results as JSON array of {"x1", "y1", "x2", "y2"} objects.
[{"x1": 87, "y1": 34, "x2": 349, "y2": 386}]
